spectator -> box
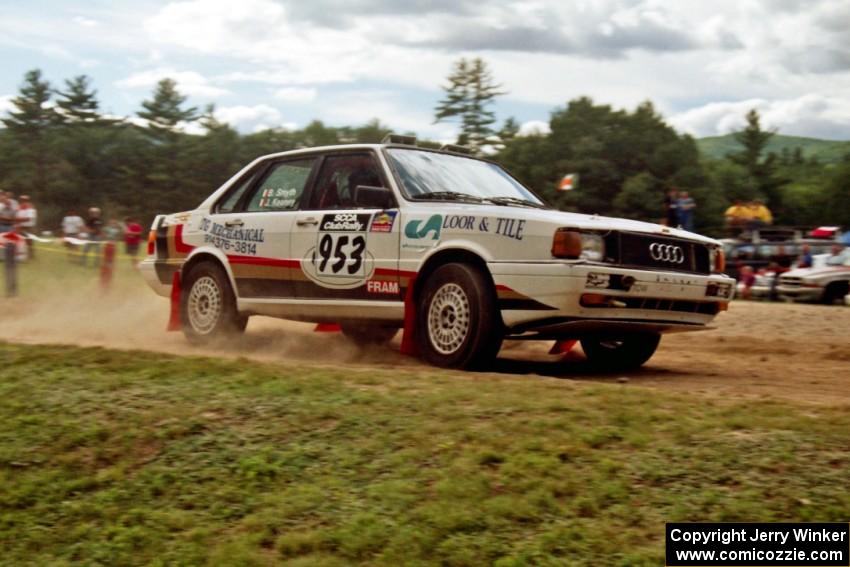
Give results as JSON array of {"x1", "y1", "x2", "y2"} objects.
[
  {"x1": 664, "y1": 188, "x2": 679, "y2": 227},
  {"x1": 15, "y1": 195, "x2": 37, "y2": 258},
  {"x1": 0, "y1": 193, "x2": 15, "y2": 233},
  {"x1": 746, "y1": 199, "x2": 773, "y2": 230},
  {"x1": 797, "y1": 244, "x2": 813, "y2": 268},
  {"x1": 739, "y1": 265, "x2": 756, "y2": 300},
  {"x1": 724, "y1": 200, "x2": 749, "y2": 229},
  {"x1": 61, "y1": 209, "x2": 85, "y2": 257},
  {"x1": 5, "y1": 192, "x2": 19, "y2": 212},
  {"x1": 81, "y1": 207, "x2": 104, "y2": 267},
  {"x1": 677, "y1": 191, "x2": 696, "y2": 232},
  {"x1": 826, "y1": 244, "x2": 847, "y2": 266},
  {"x1": 124, "y1": 217, "x2": 143, "y2": 263}
]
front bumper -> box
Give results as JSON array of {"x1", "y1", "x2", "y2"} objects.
[
  {"x1": 488, "y1": 262, "x2": 733, "y2": 335},
  {"x1": 139, "y1": 257, "x2": 173, "y2": 297},
  {"x1": 777, "y1": 285, "x2": 822, "y2": 302}
]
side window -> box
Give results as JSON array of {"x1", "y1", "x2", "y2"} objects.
[
  {"x1": 245, "y1": 158, "x2": 316, "y2": 213},
  {"x1": 308, "y1": 154, "x2": 383, "y2": 210},
  {"x1": 217, "y1": 170, "x2": 258, "y2": 214}
]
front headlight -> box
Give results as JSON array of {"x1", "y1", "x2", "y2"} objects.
[
  {"x1": 552, "y1": 229, "x2": 605, "y2": 261},
  {"x1": 579, "y1": 233, "x2": 604, "y2": 262}
]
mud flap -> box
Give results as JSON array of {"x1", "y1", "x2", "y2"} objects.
[
  {"x1": 167, "y1": 271, "x2": 182, "y2": 332},
  {"x1": 314, "y1": 323, "x2": 341, "y2": 332},
  {"x1": 400, "y1": 276, "x2": 418, "y2": 356},
  {"x1": 549, "y1": 339, "x2": 577, "y2": 355}
]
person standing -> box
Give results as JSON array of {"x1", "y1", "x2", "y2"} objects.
[
  {"x1": 797, "y1": 244, "x2": 813, "y2": 268},
  {"x1": 61, "y1": 209, "x2": 85, "y2": 258},
  {"x1": 664, "y1": 188, "x2": 679, "y2": 227},
  {"x1": 0, "y1": 193, "x2": 15, "y2": 233},
  {"x1": 14, "y1": 195, "x2": 37, "y2": 259},
  {"x1": 81, "y1": 207, "x2": 104, "y2": 267},
  {"x1": 677, "y1": 191, "x2": 696, "y2": 232}
]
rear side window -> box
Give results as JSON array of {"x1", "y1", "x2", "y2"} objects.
[
  {"x1": 217, "y1": 171, "x2": 258, "y2": 214},
  {"x1": 245, "y1": 158, "x2": 316, "y2": 212}
]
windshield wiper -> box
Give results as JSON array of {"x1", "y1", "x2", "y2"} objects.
[
  {"x1": 484, "y1": 196, "x2": 547, "y2": 209},
  {"x1": 411, "y1": 191, "x2": 483, "y2": 203}
]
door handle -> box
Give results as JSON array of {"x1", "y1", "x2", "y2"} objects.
[
  {"x1": 296, "y1": 218, "x2": 319, "y2": 226},
  {"x1": 224, "y1": 219, "x2": 244, "y2": 228}
]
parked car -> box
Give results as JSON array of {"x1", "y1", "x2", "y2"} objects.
[
  {"x1": 778, "y1": 249, "x2": 850, "y2": 304},
  {"x1": 140, "y1": 138, "x2": 734, "y2": 370}
]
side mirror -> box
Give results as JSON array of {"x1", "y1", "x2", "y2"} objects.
[{"x1": 353, "y1": 185, "x2": 394, "y2": 209}]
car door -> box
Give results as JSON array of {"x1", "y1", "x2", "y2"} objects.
[
  {"x1": 290, "y1": 151, "x2": 401, "y2": 309},
  {"x1": 208, "y1": 156, "x2": 318, "y2": 299}
]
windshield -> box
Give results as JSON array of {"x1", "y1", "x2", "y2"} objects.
[{"x1": 386, "y1": 148, "x2": 545, "y2": 207}]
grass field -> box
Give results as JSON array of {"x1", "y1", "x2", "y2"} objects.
[{"x1": 2, "y1": 341, "x2": 849, "y2": 566}]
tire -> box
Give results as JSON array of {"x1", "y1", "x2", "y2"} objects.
[
  {"x1": 416, "y1": 263, "x2": 503, "y2": 369},
  {"x1": 821, "y1": 282, "x2": 849, "y2": 305},
  {"x1": 580, "y1": 333, "x2": 661, "y2": 371},
  {"x1": 180, "y1": 261, "x2": 248, "y2": 345},
  {"x1": 340, "y1": 323, "x2": 398, "y2": 346}
]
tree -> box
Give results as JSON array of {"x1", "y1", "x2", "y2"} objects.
[
  {"x1": 138, "y1": 78, "x2": 198, "y2": 137},
  {"x1": 728, "y1": 109, "x2": 786, "y2": 211},
  {"x1": 1, "y1": 69, "x2": 61, "y2": 198},
  {"x1": 434, "y1": 58, "x2": 504, "y2": 153},
  {"x1": 55, "y1": 75, "x2": 105, "y2": 124}
]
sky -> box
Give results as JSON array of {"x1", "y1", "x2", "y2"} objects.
[{"x1": 1, "y1": 0, "x2": 849, "y2": 141}]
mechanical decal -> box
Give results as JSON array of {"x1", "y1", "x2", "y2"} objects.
[{"x1": 199, "y1": 217, "x2": 265, "y2": 256}]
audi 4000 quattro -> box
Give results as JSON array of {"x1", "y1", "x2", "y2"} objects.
[{"x1": 140, "y1": 138, "x2": 733, "y2": 370}]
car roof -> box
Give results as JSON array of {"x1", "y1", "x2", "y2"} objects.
[{"x1": 253, "y1": 143, "x2": 481, "y2": 162}]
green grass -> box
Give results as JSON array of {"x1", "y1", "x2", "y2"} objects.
[
  {"x1": 697, "y1": 133, "x2": 850, "y2": 163},
  {"x1": 1, "y1": 343, "x2": 849, "y2": 566}
]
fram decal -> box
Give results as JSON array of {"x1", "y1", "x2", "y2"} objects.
[
  {"x1": 320, "y1": 213, "x2": 371, "y2": 232},
  {"x1": 404, "y1": 215, "x2": 442, "y2": 240},
  {"x1": 367, "y1": 280, "x2": 399, "y2": 294},
  {"x1": 370, "y1": 211, "x2": 397, "y2": 233}
]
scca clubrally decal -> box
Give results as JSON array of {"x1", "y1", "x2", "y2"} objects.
[{"x1": 320, "y1": 213, "x2": 371, "y2": 232}]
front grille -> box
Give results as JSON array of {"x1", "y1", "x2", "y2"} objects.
[
  {"x1": 780, "y1": 277, "x2": 802, "y2": 288},
  {"x1": 604, "y1": 231, "x2": 711, "y2": 275}
]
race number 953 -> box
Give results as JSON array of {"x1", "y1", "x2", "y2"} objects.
[{"x1": 316, "y1": 233, "x2": 366, "y2": 277}]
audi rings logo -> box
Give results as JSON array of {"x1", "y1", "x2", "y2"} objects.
[{"x1": 649, "y1": 243, "x2": 685, "y2": 264}]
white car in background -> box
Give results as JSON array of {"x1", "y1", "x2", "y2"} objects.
[
  {"x1": 140, "y1": 138, "x2": 733, "y2": 371},
  {"x1": 779, "y1": 251, "x2": 850, "y2": 304}
]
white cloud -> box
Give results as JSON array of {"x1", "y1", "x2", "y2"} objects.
[
  {"x1": 213, "y1": 104, "x2": 293, "y2": 133},
  {"x1": 669, "y1": 94, "x2": 850, "y2": 139},
  {"x1": 0, "y1": 95, "x2": 15, "y2": 119},
  {"x1": 72, "y1": 16, "x2": 100, "y2": 27},
  {"x1": 115, "y1": 68, "x2": 230, "y2": 98},
  {"x1": 272, "y1": 87, "x2": 317, "y2": 103},
  {"x1": 517, "y1": 120, "x2": 551, "y2": 136}
]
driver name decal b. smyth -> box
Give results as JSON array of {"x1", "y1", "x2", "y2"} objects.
[{"x1": 404, "y1": 214, "x2": 442, "y2": 240}]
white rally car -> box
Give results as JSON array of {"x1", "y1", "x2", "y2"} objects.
[{"x1": 140, "y1": 139, "x2": 733, "y2": 370}]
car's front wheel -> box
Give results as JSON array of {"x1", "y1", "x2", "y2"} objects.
[
  {"x1": 416, "y1": 263, "x2": 503, "y2": 369},
  {"x1": 580, "y1": 333, "x2": 661, "y2": 371},
  {"x1": 181, "y1": 261, "x2": 248, "y2": 345}
]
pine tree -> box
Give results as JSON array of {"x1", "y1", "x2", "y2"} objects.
[
  {"x1": 434, "y1": 58, "x2": 504, "y2": 153},
  {"x1": 138, "y1": 78, "x2": 198, "y2": 137},
  {"x1": 1, "y1": 69, "x2": 60, "y2": 196},
  {"x1": 55, "y1": 75, "x2": 104, "y2": 124},
  {"x1": 728, "y1": 109, "x2": 786, "y2": 210}
]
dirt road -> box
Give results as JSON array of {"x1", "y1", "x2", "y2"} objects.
[{"x1": 2, "y1": 286, "x2": 848, "y2": 405}]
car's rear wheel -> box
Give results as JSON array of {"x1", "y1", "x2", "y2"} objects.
[
  {"x1": 340, "y1": 323, "x2": 398, "y2": 346},
  {"x1": 416, "y1": 263, "x2": 503, "y2": 369},
  {"x1": 580, "y1": 333, "x2": 661, "y2": 371},
  {"x1": 181, "y1": 261, "x2": 247, "y2": 344}
]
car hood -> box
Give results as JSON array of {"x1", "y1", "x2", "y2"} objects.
[
  {"x1": 782, "y1": 265, "x2": 850, "y2": 278},
  {"x1": 408, "y1": 202, "x2": 721, "y2": 246}
]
